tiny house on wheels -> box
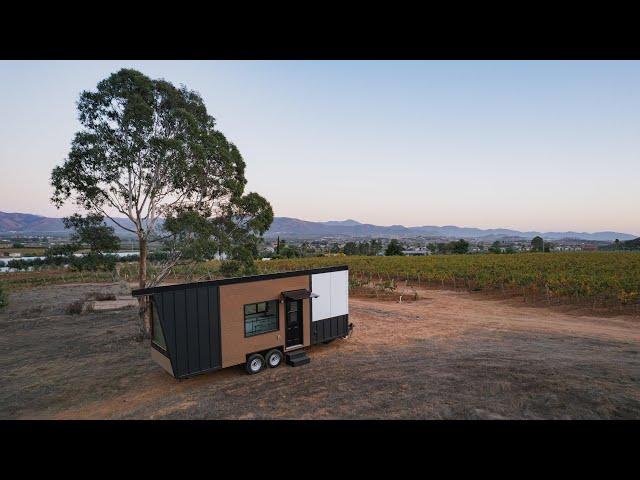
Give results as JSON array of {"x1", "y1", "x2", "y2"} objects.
[{"x1": 132, "y1": 266, "x2": 351, "y2": 379}]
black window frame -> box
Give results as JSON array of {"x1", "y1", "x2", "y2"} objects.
[
  {"x1": 150, "y1": 299, "x2": 168, "y2": 354},
  {"x1": 243, "y1": 299, "x2": 279, "y2": 338}
]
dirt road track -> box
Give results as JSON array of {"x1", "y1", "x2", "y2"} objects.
[{"x1": 1, "y1": 284, "x2": 638, "y2": 419}]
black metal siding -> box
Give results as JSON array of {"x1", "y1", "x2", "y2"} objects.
[
  {"x1": 311, "y1": 315, "x2": 349, "y2": 344},
  {"x1": 152, "y1": 285, "x2": 221, "y2": 378}
]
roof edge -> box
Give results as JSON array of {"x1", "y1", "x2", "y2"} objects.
[{"x1": 132, "y1": 265, "x2": 349, "y2": 297}]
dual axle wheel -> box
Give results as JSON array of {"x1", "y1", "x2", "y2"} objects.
[{"x1": 245, "y1": 349, "x2": 282, "y2": 374}]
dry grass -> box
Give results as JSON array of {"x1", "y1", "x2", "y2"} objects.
[{"x1": 1, "y1": 283, "x2": 638, "y2": 419}]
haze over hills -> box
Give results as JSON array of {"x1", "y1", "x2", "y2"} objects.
[
  {"x1": 0, "y1": 211, "x2": 636, "y2": 242},
  {"x1": 267, "y1": 217, "x2": 637, "y2": 241}
]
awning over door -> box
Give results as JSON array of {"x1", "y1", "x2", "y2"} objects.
[{"x1": 281, "y1": 289, "x2": 317, "y2": 300}]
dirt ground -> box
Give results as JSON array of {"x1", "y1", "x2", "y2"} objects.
[{"x1": 1, "y1": 282, "x2": 638, "y2": 419}]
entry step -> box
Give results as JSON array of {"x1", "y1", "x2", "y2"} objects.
[{"x1": 285, "y1": 349, "x2": 310, "y2": 367}]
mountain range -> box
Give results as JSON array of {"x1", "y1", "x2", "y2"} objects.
[
  {"x1": 266, "y1": 217, "x2": 637, "y2": 241},
  {"x1": 0, "y1": 211, "x2": 636, "y2": 242}
]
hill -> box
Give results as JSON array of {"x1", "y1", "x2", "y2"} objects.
[{"x1": 0, "y1": 211, "x2": 636, "y2": 241}]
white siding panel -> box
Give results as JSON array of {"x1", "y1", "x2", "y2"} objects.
[
  {"x1": 330, "y1": 270, "x2": 349, "y2": 317},
  {"x1": 311, "y1": 272, "x2": 331, "y2": 321}
]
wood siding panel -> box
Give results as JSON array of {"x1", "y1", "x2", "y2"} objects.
[{"x1": 219, "y1": 275, "x2": 310, "y2": 368}]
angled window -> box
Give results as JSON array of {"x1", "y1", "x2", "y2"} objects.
[{"x1": 151, "y1": 300, "x2": 167, "y2": 352}]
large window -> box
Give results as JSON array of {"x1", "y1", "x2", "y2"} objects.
[
  {"x1": 244, "y1": 300, "x2": 279, "y2": 337},
  {"x1": 151, "y1": 301, "x2": 167, "y2": 351}
]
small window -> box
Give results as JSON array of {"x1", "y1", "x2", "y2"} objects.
[
  {"x1": 244, "y1": 299, "x2": 279, "y2": 337},
  {"x1": 151, "y1": 301, "x2": 167, "y2": 351}
]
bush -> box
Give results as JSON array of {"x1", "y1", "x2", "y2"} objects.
[
  {"x1": 69, "y1": 253, "x2": 117, "y2": 272},
  {"x1": 66, "y1": 299, "x2": 86, "y2": 315}
]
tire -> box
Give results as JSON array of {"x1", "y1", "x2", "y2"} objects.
[
  {"x1": 245, "y1": 353, "x2": 265, "y2": 374},
  {"x1": 266, "y1": 349, "x2": 283, "y2": 368}
]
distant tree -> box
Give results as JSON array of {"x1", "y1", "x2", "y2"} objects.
[
  {"x1": 63, "y1": 214, "x2": 120, "y2": 254},
  {"x1": 531, "y1": 236, "x2": 544, "y2": 252},
  {"x1": 44, "y1": 214, "x2": 122, "y2": 272},
  {"x1": 12, "y1": 243, "x2": 25, "y2": 249},
  {"x1": 369, "y1": 239, "x2": 383, "y2": 255},
  {"x1": 45, "y1": 243, "x2": 81, "y2": 258},
  {"x1": 329, "y1": 243, "x2": 340, "y2": 254},
  {"x1": 51, "y1": 69, "x2": 272, "y2": 337},
  {"x1": 280, "y1": 244, "x2": 301, "y2": 258},
  {"x1": 614, "y1": 239, "x2": 621, "y2": 250},
  {"x1": 489, "y1": 241, "x2": 502, "y2": 254},
  {"x1": 343, "y1": 242, "x2": 359, "y2": 256},
  {"x1": 385, "y1": 239, "x2": 404, "y2": 256},
  {"x1": 451, "y1": 239, "x2": 469, "y2": 254}
]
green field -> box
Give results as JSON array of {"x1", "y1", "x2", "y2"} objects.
[
  {"x1": 3, "y1": 252, "x2": 640, "y2": 311},
  {"x1": 254, "y1": 253, "x2": 640, "y2": 308}
]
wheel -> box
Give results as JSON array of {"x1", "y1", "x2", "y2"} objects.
[
  {"x1": 266, "y1": 349, "x2": 283, "y2": 368},
  {"x1": 245, "y1": 353, "x2": 265, "y2": 374}
]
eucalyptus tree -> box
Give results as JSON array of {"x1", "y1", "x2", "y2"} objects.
[{"x1": 52, "y1": 69, "x2": 273, "y2": 336}]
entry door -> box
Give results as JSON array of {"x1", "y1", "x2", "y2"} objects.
[{"x1": 285, "y1": 299, "x2": 303, "y2": 348}]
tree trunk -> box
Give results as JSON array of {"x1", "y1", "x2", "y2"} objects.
[{"x1": 138, "y1": 237, "x2": 151, "y2": 338}]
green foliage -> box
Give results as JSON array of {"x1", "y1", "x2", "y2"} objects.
[
  {"x1": 12, "y1": 243, "x2": 25, "y2": 249},
  {"x1": 450, "y1": 239, "x2": 469, "y2": 254},
  {"x1": 63, "y1": 214, "x2": 120, "y2": 253},
  {"x1": 343, "y1": 242, "x2": 359, "y2": 256},
  {"x1": 254, "y1": 252, "x2": 640, "y2": 307},
  {"x1": 218, "y1": 258, "x2": 256, "y2": 277},
  {"x1": 385, "y1": 239, "x2": 404, "y2": 256},
  {"x1": 277, "y1": 244, "x2": 302, "y2": 258},
  {"x1": 50, "y1": 68, "x2": 273, "y2": 296},
  {"x1": 531, "y1": 236, "x2": 544, "y2": 252},
  {"x1": 33, "y1": 214, "x2": 121, "y2": 272},
  {"x1": 489, "y1": 241, "x2": 502, "y2": 254},
  {"x1": 46, "y1": 243, "x2": 81, "y2": 257},
  {"x1": 344, "y1": 240, "x2": 383, "y2": 256},
  {"x1": 601, "y1": 237, "x2": 640, "y2": 251},
  {"x1": 428, "y1": 239, "x2": 470, "y2": 255},
  {"x1": 69, "y1": 253, "x2": 117, "y2": 272}
]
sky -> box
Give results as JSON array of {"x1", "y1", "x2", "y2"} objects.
[{"x1": 0, "y1": 60, "x2": 639, "y2": 234}]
